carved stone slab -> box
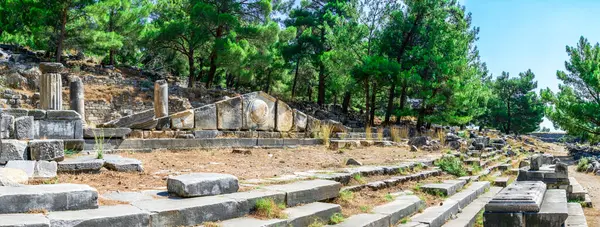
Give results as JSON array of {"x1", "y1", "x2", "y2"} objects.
[
  {"x1": 485, "y1": 181, "x2": 546, "y2": 212},
  {"x1": 241, "y1": 92, "x2": 275, "y2": 131}
]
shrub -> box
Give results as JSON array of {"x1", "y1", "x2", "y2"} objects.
[
  {"x1": 254, "y1": 198, "x2": 287, "y2": 219},
  {"x1": 435, "y1": 156, "x2": 467, "y2": 177},
  {"x1": 576, "y1": 157, "x2": 591, "y2": 172}
]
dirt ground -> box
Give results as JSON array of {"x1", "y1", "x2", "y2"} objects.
[{"x1": 51, "y1": 146, "x2": 441, "y2": 193}]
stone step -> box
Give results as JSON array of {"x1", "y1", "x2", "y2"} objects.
[
  {"x1": 329, "y1": 213, "x2": 389, "y2": 227},
  {"x1": 493, "y1": 177, "x2": 509, "y2": 187},
  {"x1": 0, "y1": 213, "x2": 50, "y2": 227},
  {"x1": 524, "y1": 189, "x2": 568, "y2": 226},
  {"x1": 166, "y1": 173, "x2": 239, "y2": 198},
  {"x1": 0, "y1": 184, "x2": 98, "y2": 214},
  {"x1": 263, "y1": 179, "x2": 341, "y2": 206},
  {"x1": 46, "y1": 205, "x2": 150, "y2": 227},
  {"x1": 402, "y1": 181, "x2": 490, "y2": 227},
  {"x1": 568, "y1": 177, "x2": 586, "y2": 201},
  {"x1": 565, "y1": 202, "x2": 588, "y2": 227},
  {"x1": 284, "y1": 202, "x2": 342, "y2": 227},
  {"x1": 331, "y1": 195, "x2": 423, "y2": 227},
  {"x1": 442, "y1": 186, "x2": 502, "y2": 227},
  {"x1": 218, "y1": 217, "x2": 287, "y2": 227},
  {"x1": 421, "y1": 179, "x2": 467, "y2": 197}
]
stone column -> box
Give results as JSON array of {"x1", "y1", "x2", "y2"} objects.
[
  {"x1": 69, "y1": 77, "x2": 85, "y2": 121},
  {"x1": 39, "y1": 62, "x2": 65, "y2": 110},
  {"x1": 154, "y1": 80, "x2": 168, "y2": 118}
]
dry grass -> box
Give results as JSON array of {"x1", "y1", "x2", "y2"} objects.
[
  {"x1": 98, "y1": 197, "x2": 130, "y2": 206},
  {"x1": 252, "y1": 198, "x2": 287, "y2": 219},
  {"x1": 82, "y1": 84, "x2": 149, "y2": 103},
  {"x1": 321, "y1": 125, "x2": 333, "y2": 147},
  {"x1": 366, "y1": 126, "x2": 373, "y2": 141},
  {"x1": 202, "y1": 222, "x2": 221, "y2": 227},
  {"x1": 27, "y1": 209, "x2": 48, "y2": 215},
  {"x1": 377, "y1": 128, "x2": 384, "y2": 141},
  {"x1": 437, "y1": 130, "x2": 446, "y2": 147}
]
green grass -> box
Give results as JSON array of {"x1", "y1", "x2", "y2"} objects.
[
  {"x1": 308, "y1": 220, "x2": 325, "y2": 227},
  {"x1": 352, "y1": 174, "x2": 366, "y2": 184},
  {"x1": 359, "y1": 205, "x2": 372, "y2": 213},
  {"x1": 254, "y1": 198, "x2": 287, "y2": 219},
  {"x1": 338, "y1": 190, "x2": 354, "y2": 203},
  {"x1": 329, "y1": 213, "x2": 345, "y2": 224},
  {"x1": 435, "y1": 156, "x2": 467, "y2": 177},
  {"x1": 398, "y1": 167, "x2": 409, "y2": 175},
  {"x1": 576, "y1": 157, "x2": 590, "y2": 172},
  {"x1": 384, "y1": 193, "x2": 394, "y2": 202},
  {"x1": 64, "y1": 149, "x2": 78, "y2": 157},
  {"x1": 475, "y1": 210, "x2": 484, "y2": 227},
  {"x1": 400, "y1": 217, "x2": 411, "y2": 224}
]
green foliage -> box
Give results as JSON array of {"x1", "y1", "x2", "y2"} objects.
[
  {"x1": 254, "y1": 198, "x2": 287, "y2": 219},
  {"x1": 352, "y1": 173, "x2": 366, "y2": 184},
  {"x1": 542, "y1": 37, "x2": 600, "y2": 142},
  {"x1": 329, "y1": 213, "x2": 345, "y2": 224},
  {"x1": 338, "y1": 190, "x2": 354, "y2": 203},
  {"x1": 576, "y1": 157, "x2": 591, "y2": 172},
  {"x1": 435, "y1": 156, "x2": 467, "y2": 177}
]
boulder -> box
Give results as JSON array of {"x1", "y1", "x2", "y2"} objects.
[
  {"x1": 448, "y1": 141, "x2": 461, "y2": 150},
  {"x1": 346, "y1": 158, "x2": 362, "y2": 166},
  {"x1": 29, "y1": 139, "x2": 65, "y2": 161},
  {"x1": 0, "y1": 168, "x2": 29, "y2": 186},
  {"x1": 0, "y1": 140, "x2": 28, "y2": 163},
  {"x1": 167, "y1": 173, "x2": 239, "y2": 197},
  {"x1": 408, "y1": 136, "x2": 429, "y2": 147},
  {"x1": 194, "y1": 104, "x2": 217, "y2": 130},
  {"x1": 530, "y1": 155, "x2": 542, "y2": 171},
  {"x1": 14, "y1": 116, "x2": 34, "y2": 140}
]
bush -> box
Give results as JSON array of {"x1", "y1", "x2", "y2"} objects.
[
  {"x1": 435, "y1": 156, "x2": 467, "y2": 177},
  {"x1": 576, "y1": 157, "x2": 591, "y2": 172},
  {"x1": 254, "y1": 198, "x2": 287, "y2": 219}
]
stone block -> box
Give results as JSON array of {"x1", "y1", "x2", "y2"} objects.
[
  {"x1": 409, "y1": 199, "x2": 459, "y2": 227},
  {"x1": 130, "y1": 119, "x2": 158, "y2": 130},
  {"x1": 167, "y1": 173, "x2": 239, "y2": 197},
  {"x1": 58, "y1": 155, "x2": 105, "y2": 173},
  {"x1": 47, "y1": 204, "x2": 150, "y2": 227},
  {"x1": 293, "y1": 109, "x2": 308, "y2": 132},
  {"x1": 444, "y1": 186, "x2": 502, "y2": 227},
  {"x1": 483, "y1": 212, "x2": 524, "y2": 227},
  {"x1": 494, "y1": 177, "x2": 509, "y2": 187},
  {"x1": 524, "y1": 189, "x2": 568, "y2": 227},
  {"x1": 0, "y1": 168, "x2": 29, "y2": 186},
  {"x1": 194, "y1": 104, "x2": 217, "y2": 130},
  {"x1": 39, "y1": 120, "x2": 77, "y2": 139},
  {"x1": 333, "y1": 213, "x2": 389, "y2": 227},
  {"x1": 263, "y1": 179, "x2": 341, "y2": 206},
  {"x1": 103, "y1": 155, "x2": 143, "y2": 172},
  {"x1": 101, "y1": 191, "x2": 159, "y2": 203},
  {"x1": 2, "y1": 108, "x2": 29, "y2": 118},
  {"x1": 275, "y1": 100, "x2": 293, "y2": 132},
  {"x1": 485, "y1": 181, "x2": 546, "y2": 212},
  {"x1": 372, "y1": 195, "x2": 424, "y2": 225},
  {"x1": 1, "y1": 114, "x2": 14, "y2": 139},
  {"x1": 83, "y1": 128, "x2": 131, "y2": 139},
  {"x1": 6, "y1": 160, "x2": 36, "y2": 177},
  {"x1": 14, "y1": 116, "x2": 35, "y2": 139},
  {"x1": 216, "y1": 97, "x2": 243, "y2": 130},
  {"x1": 0, "y1": 214, "x2": 50, "y2": 227},
  {"x1": 242, "y1": 91, "x2": 276, "y2": 131},
  {"x1": 284, "y1": 202, "x2": 341, "y2": 227},
  {"x1": 0, "y1": 184, "x2": 98, "y2": 213},
  {"x1": 63, "y1": 139, "x2": 85, "y2": 151},
  {"x1": 530, "y1": 154, "x2": 542, "y2": 170},
  {"x1": 421, "y1": 179, "x2": 466, "y2": 197},
  {"x1": 34, "y1": 160, "x2": 57, "y2": 179},
  {"x1": 565, "y1": 203, "x2": 587, "y2": 227},
  {"x1": 223, "y1": 189, "x2": 286, "y2": 214},
  {"x1": 193, "y1": 130, "x2": 221, "y2": 138},
  {"x1": 155, "y1": 116, "x2": 171, "y2": 130},
  {"x1": 28, "y1": 109, "x2": 47, "y2": 120},
  {"x1": 46, "y1": 110, "x2": 82, "y2": 120},
  {"x1": 29, "y1": 139, "x2": 65, "y2": 161},
  {"x1": 131, "y1": 196, "x2": 243, "y2": 227},
  {"x1": 0, "y1": 139, "x2": 28, "y2": 163},
  {"x1": 39, "y1": 62, "x2": 65, "y2": 73},
  {"x1": 99, "y1": 109, "x2": 155, "y2": 128},
  {"x1": 306, "y1": 115, "x2": 321, "y2": 133},
  {"x1": 170, "y1": 110, "x2": 195, "y2": 129},
  {"x1": 219, "y1": 217, "x2": 287, "y2": 227}
]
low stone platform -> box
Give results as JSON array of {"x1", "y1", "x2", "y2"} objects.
[
  {"x1": 0, "y1": 184, "x2": 98, "y2": 214},
  {"x1": 565, "y1": 202, "x2": 588, "y2": 227},
  {"x1": 421, "y1": 179, "x2": 467, "y2": 196},
  {"x1": 493, "y1": 177, "x2": 509, "y2": 187},
  {"x1": 284, "y1": 202, "x2": 341, "y2": 227},
  {"x1": 442, "y1": 186, "x2": 502, "y2": 227},
  {"x1": 0, "y1": 213, "x2": 50, "y2": 227},
  {"x1": 263, "y1": 179, "x2": 341, "y2": 206},
  {"x1": 58, "y1": 155, "x2": 105, "y2": 173},
  {"x1": 46, "y1": 205, "x2": 150, "y2": 227},
  {"x1": 167, "y1": 173, "x2": 239, "y2": 197}
]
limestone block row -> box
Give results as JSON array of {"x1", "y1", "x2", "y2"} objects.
[
  {"x1": 1, "y1": 109, "x2": 83, "y2": 140},
  {"x1": 1, "y1": 139, "x2": 64, "y2": 165},
  {"x1": 167, "y1": 173, "x2": 239, "y2": 198},
  {"x1": 0, "y1": 184, "x2": 98, "y2": 214}
]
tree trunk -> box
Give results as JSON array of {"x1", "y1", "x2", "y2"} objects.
[
  {"x1": 188, "y1": 49, "x2": 195, "y2": 88},
  {"x1": 109, "y1": 50, "x2": 115, "y2": 66},
  {"x1": 370, "y1": 83, "x2": 377, "y2": 126},
  {"x1": 291, "y1": 57, "x2": 301, "y2": 99},
  {"x1": 56, "y1": 6, "x2": 68, "y2": 62},
  {"x1": 384, "y1": 83, "x2": 396, "y2": 124},
  {"x1": 307, "y1": 84, "x2": 313, "y2": 102},
  {"x1": 342, "y1": 92, "x2": 351, "y2": 114},
  {"x1": 206, "y1": 26, "x2": 223, "y2": 88},
  {"x1": 416, "y1": 100, "x2": 426, "y2": 131},
  {"x1": 317, "y1": 62, "x2": 326, "y2": 106}
]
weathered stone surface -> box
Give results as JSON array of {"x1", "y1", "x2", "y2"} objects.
[
  {"x1": 154, "y1": 80, "x2": 169, "y2": 118},
  {"x1": 494, "y1": 177, "x2": 509, "y2": 187},
  {"x1": 33, "y1": 160, "x2": 57, "y2": 179},
  {"x1": 69, "y1": 77, "x2": 85, "y2": 120},
  {"x1": 332, "y1": 213, "x2": 389, "y2": 227},
  {"x1": 284, "y1": 202, "x2": 342, "y2": 227},
  {"x1": 1, "y1": 114, "x2": 14, "y2": 139},
  {"x1": 131, "y1": 195, "x2": 243, "y2": 226},
  {"x1": 103, "y1": 155, "x2": 143, "y2": 172},
  {"x1": 14, "y1": 116, "x2": 34, "y2": 140},
  {"x1": 219, "y1": 217, "x2": 287, "y2": 227},
  {"x1": 0, "y1": 213, "x2": 50, "y2": 227},
  {"x1": 293, "y1": 109, "x2": 308, "y2": 132},
  {"x1": 27, "y1": 109, "x2": 47, "y2": 120},
  {"x1": 421, "y1": 179, "x2": 466, "y2": 197},
  {"x1": 29, "y1": 139, "x2": 65, "y2": 161},
  {"x1": 216, "y1": 97, "x2": 243, "y2": 130},
  {"x1": 483, "y1": 212, "x2": 524, "y2": 227},
  {"x1": 0, "y1": 139, "x2": 28, "y2": 163},
  {"x1": 83, "y1": 128, "x2": 131, "y2": 139},
  {"x1": 39, "y1": 62, "x2": 65, "y2": 73},
  {"x1": 372, "y1": 195, "x2": 424, "y2": 225},
  {"x1": 530, "y1": 154, "x2": 542, "y2": 170},
  {"x1": 47, "y1": 204, "x2": 150, "y2": 227},
  {"x1": 39, "y1": 120, "x2": 78, "y2": 139},
  {"x1": 264, "y1": 179, "x2": 341, "y2": 206},
  {"x1": 193, "y1": 130, "x2": 221, "y2": 138},
  {"x1": 2, "y1": 108, "x2": 29, "y2": 118},
  {"x1": 129, "y1": 119, "x2": 158, "y2": 130},
  {"x1": 101, "y1": 190, "x2": 161, "y2": 203},
  {"x1": 5, "y1": 160, "x2": 36, "y2": 177},
  {"x1": 408, "y1": 136, "x2": 429, "y2": 147},
  {"x1": 223, "y1": 189, "x2": 286, "y2": 214},
  {"x1": 275, "y1": 100, "x2": 293, "y2": 132},
  {"x1": 58, "y1": 155, "x2": 105, "y2": 173},
  {"x1": 155, "y1": 116, "x2": 171, "y2": 130},
  {"x1": 306, "y1": 115, "x2": 321, "y2": 133},
  {"x1": 0, "y1": 184, "x2": 98, "y2": 213},
  {"x1": 170, "y1": 110, "x2": 194, "y2": 129},
  {"x1": 524, "y1": 189, "x2": 568, "y2": 227},
  {"x1": 346, "y1": 158, "x2": 363, "y2": 166},
  {"x1": 99, "y1": 109, "x2": 155, "y2": 128},
  {"x1": 242, "y1": 91, "x2": 276, "y2": 131},
  {"x1": 167, "y1": 173, "x2": 239, "y2": 198},
  {"x1": 444, "y1": 186, "x2": 502, "y2": 227},
  {"x1": 0, "y1": 168, "x2": 29, "y2": 186},
  {"x1": 485, "y1": 181, "x2": 546, "y2": 212},
  {"x1": 565, "y1": 203, "x2": 588, "y2": 227},
  {"x1": 322, "y1": 120, "x2": 346, "y2": 133},
  {"x1": 194, "y1": 104, "x2": 217, "y2": 130},
  {"x1": 410, "y1": 199, "x2": 459, "y2": 227},
  {"x1": 40, "y1": 74, "x2": 63, "y2": 110}
]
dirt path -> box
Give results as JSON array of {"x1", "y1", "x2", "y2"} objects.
[{"x1": 545, "y1": 143, "x2": 600, "y2": 226}]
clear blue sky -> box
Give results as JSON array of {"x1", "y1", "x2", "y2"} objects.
[{"x1": 462, "y1": 0, "x2": 600, "y2": 131}]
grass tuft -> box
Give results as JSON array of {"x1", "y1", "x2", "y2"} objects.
[
  {"x1": 321, "y1": 124, "x2": 333, "y2": 147},
  {"x1": 435, "y1": 156, "x2": 467, "y2": 177},
  {"x1": 329, "y1": 213, "x2": 345, "y2": 224},
  {"x1": 254, "y1": 198, "x2": 287, "y2": 219}
]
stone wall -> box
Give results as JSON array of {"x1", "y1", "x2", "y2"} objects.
[{"x1": 0, "y1": 108, "x2": 83, "y2": 140}]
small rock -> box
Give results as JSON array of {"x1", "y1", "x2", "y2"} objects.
[
  {"x1": 103, "y1": 155, "x2": 144, "y2": 172},
  {"x1": 0, "y1": 168, "x2": 29, "y2": 186},
  {"x1": 232, "y1": 149, "x2": 252, "y2": 155},
  {"x1": 346, "y1": 158, "x2": 362, "y2": 166},
  {"x1": 410, "y1": 145, "x2": 418, "y2": 152}
]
